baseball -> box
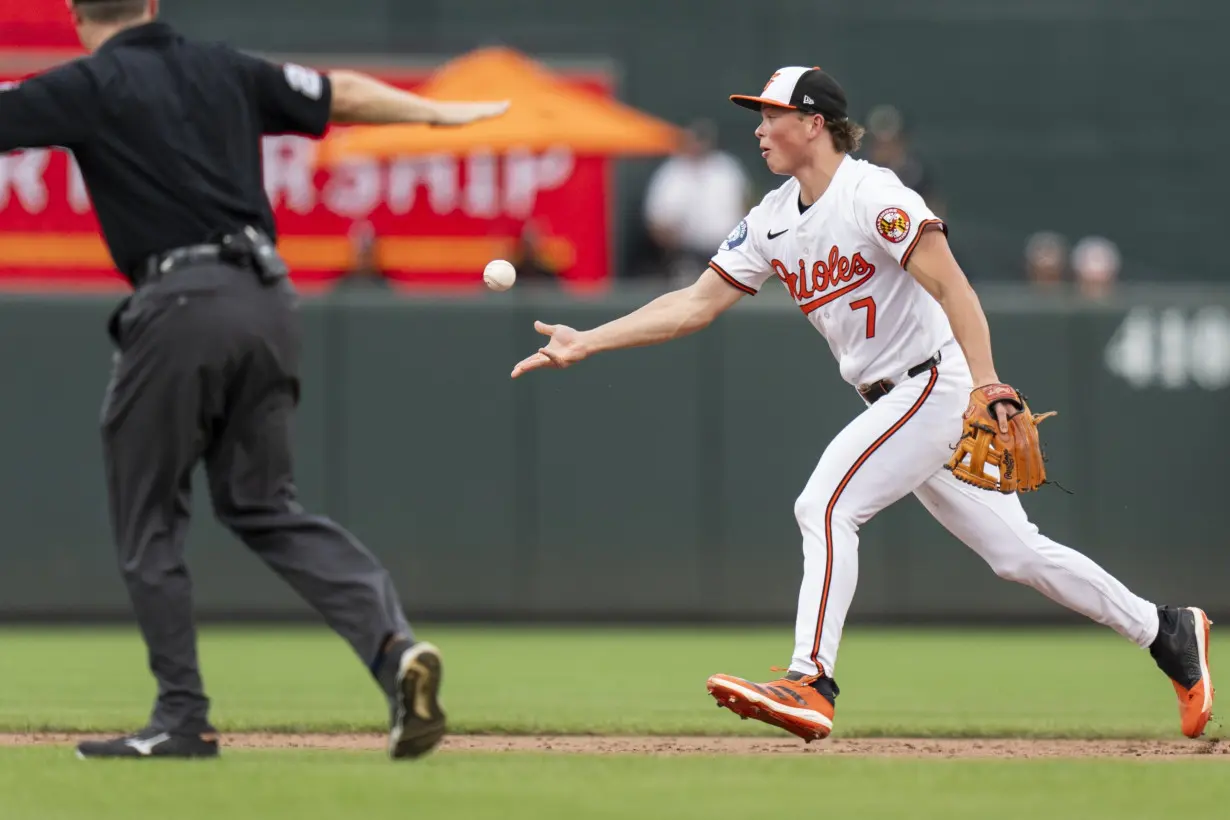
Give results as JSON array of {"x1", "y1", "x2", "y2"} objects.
[{"x1": 483, "y1": 259, "x2": 517, "y2": 291}]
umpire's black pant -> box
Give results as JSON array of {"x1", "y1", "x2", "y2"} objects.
[{"x1": 101, "y1": 261, "x2": 411, "y2": 734}]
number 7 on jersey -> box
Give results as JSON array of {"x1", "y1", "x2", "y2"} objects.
[{"x1": 850, "y1": 297, "x2": 877, "y2": 339}]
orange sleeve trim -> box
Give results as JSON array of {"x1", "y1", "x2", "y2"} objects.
[
  {"x1": 900, "y1": 219, "x2": 947, "y2": 269},
  {"x1": 708, "y1": 261, "x2": 758, "y2": 296}
]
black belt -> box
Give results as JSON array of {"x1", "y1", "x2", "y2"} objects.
[
  {"x1": 857, "y1": 351, "x2": 942, "y2": 404},
  {"x1": 139, "y1": 244, "x2": 232, "y2": 285},
  {"x1": 136, "y1": 227, "x2": 288, "y2": 288}
]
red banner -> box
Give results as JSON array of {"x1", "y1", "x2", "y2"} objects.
[
  {"x1": 0, "y1": 63, "x2": 612, "y2": 292},
  {"x1": 0, "y1": 0, "x2": 82, "y2": 49}
]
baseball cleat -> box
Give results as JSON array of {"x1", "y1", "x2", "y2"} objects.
[
  {"x1": 387, "y1": 642, "x2": 447, "y2": 760},
  {"x1": 1149, "y1": 606, "x2": 1214, "y2": 739},
  {"x1": 76, "y1": 727, "x2": 219, "y2": 760},
  {"x1": 706, "y1": 669, "x2": 837, "y2": 742}
]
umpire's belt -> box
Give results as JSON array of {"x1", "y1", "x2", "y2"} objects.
[
  {"x1": 136, "y1": 227, "x2": 286, "y2": 288},
  {"x1": 141, "y1": 243, "x2": 229, "y2": 284},
  {"x1": 857, "y1": 351, "x2": 942, "y2": 405}
]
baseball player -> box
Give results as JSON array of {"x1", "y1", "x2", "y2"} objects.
[{"x1": 511, "y1": 66, "x2": 1214, "y2": 742}]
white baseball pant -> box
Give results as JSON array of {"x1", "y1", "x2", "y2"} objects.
[{"x1": 789, "y1": 338, "x2": 1160, "y2": 679}]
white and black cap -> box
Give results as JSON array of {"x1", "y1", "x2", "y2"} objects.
[{"x1": 730, "y1": 66, "x2": 848, "y2": 121}]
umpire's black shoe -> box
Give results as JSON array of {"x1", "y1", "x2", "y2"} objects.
[
  {"x1": 387, "y1": 642, "x2": 447, "y2": 760},
  {"x1": 1149, "y1": 606, "x2": 1215, "y2": 738},
  {"x1": 76, "y1": 727, "x2": 219, "y2": 760}
]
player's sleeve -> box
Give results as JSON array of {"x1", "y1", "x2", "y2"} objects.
[
  {"x1": 854, "y1": 173, "x2": 947, "y2": 269},
  {"x1": 233, "y1": 52, "x2": 333, "y2": 137},
  {"x1": 708, "y1": 201, "x2": 774, "y2": 296},
  {"x1": 0, "y1": 62, "x2": 99, "y2": 153}
]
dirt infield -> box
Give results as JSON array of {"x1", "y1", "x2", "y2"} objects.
[{"x1": 2, "y1": 732, "x2": 1225, "y2": 758}]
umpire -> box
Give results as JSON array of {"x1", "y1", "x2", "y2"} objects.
[{"x1": 0, "y1": 1, "x2": 508, "y2": 760}]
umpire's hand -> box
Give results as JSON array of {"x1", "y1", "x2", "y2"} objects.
[{"x1": 430, "y1": 100, "x2": 511, "y2": 127}]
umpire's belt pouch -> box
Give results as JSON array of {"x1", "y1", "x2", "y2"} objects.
[
  {"x1": 222, "y1": 226, "x2": 288, "y2": 285},
  {"x1": 253, "y1": 250, "x2": 290, "y2": 284},
  {"x1": 106, "y1": 296, "x2": 132, "y2": 346}
]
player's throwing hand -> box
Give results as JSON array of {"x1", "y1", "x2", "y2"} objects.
[{"x1": 511, "y1": 321, "x2": 587, "y2": 377}]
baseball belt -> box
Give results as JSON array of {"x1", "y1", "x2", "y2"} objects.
[{"x1": 857, "y1": 350, "x2": 942, "y2": 404}]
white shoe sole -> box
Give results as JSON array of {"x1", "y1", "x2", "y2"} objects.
[{"x1": 1187, "y1": 607, "x2": 1214, "y2": 734}]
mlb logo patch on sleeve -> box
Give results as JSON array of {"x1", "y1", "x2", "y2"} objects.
[{"x1": 721, "y1": 219, "x2": 748, "y2": 251}]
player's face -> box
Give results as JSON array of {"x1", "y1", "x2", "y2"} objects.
[{"x1": 754, "y1": 106, "x2": 811, "y2": 175}]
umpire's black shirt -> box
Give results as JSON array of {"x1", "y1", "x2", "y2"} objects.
[{"x1": 0, "y1": 21, "x2": 332, "y2": 284}]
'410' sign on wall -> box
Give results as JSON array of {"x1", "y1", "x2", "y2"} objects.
[{"x1": 1104, "y1": 306, "x2": 1230, "y2": 390}]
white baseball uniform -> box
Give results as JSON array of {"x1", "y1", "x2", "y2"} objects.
[{"x1": 710, "y1": 155, "x2": 1159, "y2": 679}]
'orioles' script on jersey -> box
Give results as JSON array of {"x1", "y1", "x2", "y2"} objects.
[
  {"x1": 772, "y1": 246, "x2": 876, "y2": 312},
  {"x1": 709, "y1": 156, "x2": 953, "y2": 387}
]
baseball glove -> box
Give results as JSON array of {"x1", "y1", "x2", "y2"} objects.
[{"x1": 945, "y1": 383, "x2": 1057, "y2": 494}]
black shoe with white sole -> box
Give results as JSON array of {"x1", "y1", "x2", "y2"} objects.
[
  {"x1": 76, "y1": 727, "x2": 219, "y2": 760},
  {"x1": 387, "y1": 642, "x2": 447, "y2": 760}
]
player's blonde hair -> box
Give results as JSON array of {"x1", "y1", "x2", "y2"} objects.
[{"x1": 826, "y1": 117, "x2": 866, "y2": 154}]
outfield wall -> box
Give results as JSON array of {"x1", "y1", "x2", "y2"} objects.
[{"x1": 0, "y1": 283, "x2": 1226, "y2": 622}]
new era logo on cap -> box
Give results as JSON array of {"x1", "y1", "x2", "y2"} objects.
[{"x1": 730, "y1": 66, "x2": 848, "y2": 121}]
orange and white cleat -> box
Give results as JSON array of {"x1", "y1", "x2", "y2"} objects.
[
  {"x1": 1149, "y1": 606, "x2": 1215, "y2": 739},
  {"x1": 706, "y1": 669, "x2": 838, "y2": 742}
]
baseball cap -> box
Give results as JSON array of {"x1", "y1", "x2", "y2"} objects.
[{"x1": 730, "y1": 66, "x2": 848, "y2": 121}]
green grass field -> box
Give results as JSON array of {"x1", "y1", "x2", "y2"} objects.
[{"x1": 0, "y1": 624, "x2": 1224, "y2": 819}]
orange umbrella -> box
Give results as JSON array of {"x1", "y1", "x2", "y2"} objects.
[{"x1": 316, "y1": 47, "x2": 684, "y2": 163}]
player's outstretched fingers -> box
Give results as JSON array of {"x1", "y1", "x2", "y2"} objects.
[
  {"x1": 511, "y1": 352, "x2": 555, "y2": 378},
  {"x1": 538, "y1": 346, "x2": 568, "y2": 369}
]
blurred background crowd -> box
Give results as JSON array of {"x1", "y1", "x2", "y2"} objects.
[
  {"x1": 336, "y1": 104, "x2": 1130, "y2": 298},
  {"x1": 4, "y1": 0, "x2": 1221, "y2": 301}
]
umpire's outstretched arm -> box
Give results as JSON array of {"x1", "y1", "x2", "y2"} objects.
[{"x1": 327, "y1": 70, "x2": 509, "y2": 126}]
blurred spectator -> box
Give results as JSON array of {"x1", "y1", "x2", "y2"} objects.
[
  {"x1": 1023, "y1": 231, "x2": 1068, "y2": 290},
  {"x1": 643, "y1": 119, "x2": 750, "y2": 287},
  {"x1": 1070, "y1": 236, "x2": 1121, "y2": 299},
  {"x1": 865, "y1": 104, "x2": 944, "y2": 217},
  {"x1": 508, "y1": 218, "x2": 560, "y2": 287},
  {"x1": 334, "y1": 220, "x2": 392, "y2": 290}
]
